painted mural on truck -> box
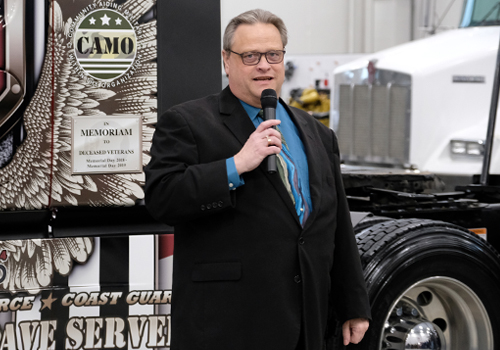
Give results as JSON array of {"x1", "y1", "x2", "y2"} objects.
[
  {"x1": 0, "y1": 0, "x2": 174, "y2": 349},
  {"x1": 0, "y1": 234, "x2": 174, "y2": 350},
  {"x1": 0, "y1": 0, "x2": 157, "y2": 210}
]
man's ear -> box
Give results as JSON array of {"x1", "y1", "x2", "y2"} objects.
[{"x1": 222, "y1": 50, "x2": 230, "y2": 77}]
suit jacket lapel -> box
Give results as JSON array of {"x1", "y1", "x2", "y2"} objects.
[
  {"x1": 219, "y1": 87, "x2": 256, "y2": 146},
  {"x1": 219, "y1": 88, "x2": 301, "y2": 226}
]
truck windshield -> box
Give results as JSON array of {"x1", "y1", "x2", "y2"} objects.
[{"x1": 461, "y1": 0, "x2": 500, "y2": 27}]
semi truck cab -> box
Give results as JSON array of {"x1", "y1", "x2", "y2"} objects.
[{"x1": 332, "y1": 0, "x2": 500, "y2": 188}]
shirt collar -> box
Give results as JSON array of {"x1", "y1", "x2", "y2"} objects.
[
  {"x1": 239, "y1": 99, "x2": 285, "y2": 123},
  {"x1": 239, "y1": 100, "x2": 261, "y2": 123}
]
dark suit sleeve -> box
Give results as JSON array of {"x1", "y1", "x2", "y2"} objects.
[
  {"x1": 144, "y1": 107, "x2": 234, "y2": 226},
  {"x1": 328, "y1": 129, "x2": 372, "y2": 324}
]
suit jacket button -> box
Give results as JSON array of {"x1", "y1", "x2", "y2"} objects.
[
  {"x1": 298, "y1": 237, "x2": 305, "y2": 245},
  {"x1": 212, "y1": 202, "x2": 218, "y2": 208},
  {"x1": 218, "y1": 201, "x2": 223, "y2": 208},
  {"x1": 200, "y1": 205, "x2": 206, "y2": 211},
  {"x1": 207, "y1": 203, "x2": 212, "y2": 210},
  {"x1": 294, "y1": 275, "x2": 301, "y2": 283}
]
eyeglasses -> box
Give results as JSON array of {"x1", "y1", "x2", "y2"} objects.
[{"x1": 228, "y1": 50, "x2": 286, "y2": 66}]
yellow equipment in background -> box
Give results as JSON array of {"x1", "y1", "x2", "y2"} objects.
[{"x1": 289, "y1": 88, "x2": 330, "y2": 127}]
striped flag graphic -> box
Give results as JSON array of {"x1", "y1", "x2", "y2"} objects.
[
  {"x1": 77, "y1": 58, "x2": 135, "y2": 80},
  {"x1": 7, "y1": 234, "x2": 173, "y2": 350}
]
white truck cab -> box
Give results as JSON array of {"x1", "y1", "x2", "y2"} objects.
[{"x1": 332, "y1": 0, "x2": 500, "y2": 187}]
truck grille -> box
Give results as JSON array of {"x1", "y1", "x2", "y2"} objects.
[{"x1": 334, "y1": 69, "x2": 411, "y2": 167}]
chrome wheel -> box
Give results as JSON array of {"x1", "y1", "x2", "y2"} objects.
[{"x1": 380, "y1": 276, "x2": 493, "y2": 350}]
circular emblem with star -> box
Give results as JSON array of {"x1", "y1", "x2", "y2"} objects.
[{"x1": 74, "y1": 9, "x2": 137, "y2": 81}]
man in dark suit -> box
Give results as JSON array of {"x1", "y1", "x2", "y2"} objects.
[{"x1": 145, "y1": 9, "x2": 371, "y2": 350}]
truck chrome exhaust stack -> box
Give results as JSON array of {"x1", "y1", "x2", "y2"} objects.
[{"x1": 480, "y1": 31, "x2": 500, "y2": 185}]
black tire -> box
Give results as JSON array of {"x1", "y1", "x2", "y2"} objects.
[
  {"x1": 353, "y1": 215, "x2": 392, "y2": 235},
  {"x1": 354, "y1": 218, "x2": 500, "y2": 350}
]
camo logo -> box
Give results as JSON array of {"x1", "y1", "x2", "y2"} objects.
[{"x1": 74, "y1": 9, "x2": 137, "y2": 81}]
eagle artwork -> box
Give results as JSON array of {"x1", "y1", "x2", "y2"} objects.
[{"x1": 0, "y1": 0, "x2": 157, "y2": 295}]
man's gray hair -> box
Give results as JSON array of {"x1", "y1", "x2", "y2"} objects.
[{"x1": 223, "y1": 9, "x2": 288, "y2": 51}]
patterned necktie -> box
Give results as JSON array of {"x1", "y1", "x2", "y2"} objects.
[{"x1": 259, "y1": 110, "x2": 310, "y2": 226}]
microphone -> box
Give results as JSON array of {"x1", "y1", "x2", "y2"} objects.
[{"x1": 260, "y1": 89, "x2": 278, "y2": 174}]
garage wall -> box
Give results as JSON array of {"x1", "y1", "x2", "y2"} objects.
[
  {"x1": 221, "y1": 0, "x2": 348, "y2": 55},
  {"x1": 220, "y1": 0, "x2": 465, "y2": 55}
]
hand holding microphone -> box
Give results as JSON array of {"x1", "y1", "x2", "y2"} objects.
[{"x1": 233, "y1": 89, "x2": 281, "y2": 175}]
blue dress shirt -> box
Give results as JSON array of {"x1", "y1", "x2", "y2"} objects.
[{"x1": 226, "y1": 100, "x2": 312, "y2": 214}]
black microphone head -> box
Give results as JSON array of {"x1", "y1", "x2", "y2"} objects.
[{"x1": 260, "y1": 89, "x2": 277, "y2": 109}]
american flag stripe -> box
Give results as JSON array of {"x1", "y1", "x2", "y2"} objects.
[
  {"x1": 99, "y1": 236, "x2": 130, "y2": 350},
  {"x1": 158, "y1": 234, "x2": 174, "y2": 350},
  {"x1": 69, "y1": 238, "x2": 101, "y2": 318},
  {"x1": 128, "y1": 235, "x2": 155, "y2": 350}
]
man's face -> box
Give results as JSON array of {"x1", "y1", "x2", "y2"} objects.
[{"x1": 223, "y1": 23, "x2": 285, "y2": 108}]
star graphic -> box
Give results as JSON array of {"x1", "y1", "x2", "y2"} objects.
[
  {"x1": 115, "y1": 17, "x2": 122, "y2": 25},
  {"x1": 40, "y1": 293, "x2": 58, "y2": 311},
  {"x1": 89, "y1": 17, "x2": 96, "y2": 25},
  {"x1": 101, "y1": 14, "x2": 111, "y2": 26}
]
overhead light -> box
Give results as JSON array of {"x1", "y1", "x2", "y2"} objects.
[{"x1": 450, "y1": 139, "x2": 485, "y2": 156}]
